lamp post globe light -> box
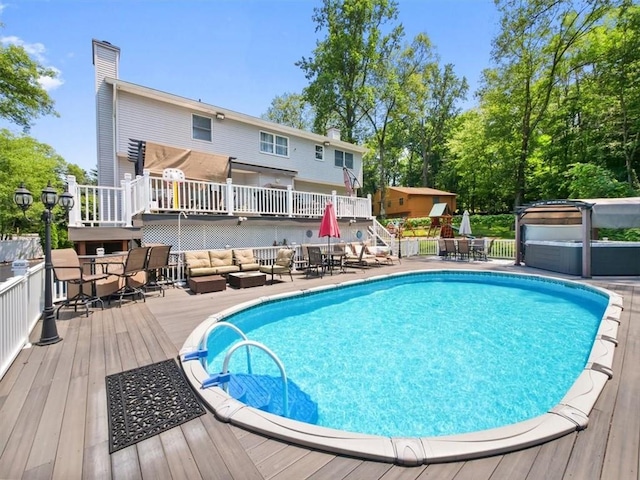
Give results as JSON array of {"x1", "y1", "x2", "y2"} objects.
[{"x1": 14, "y1": 181, "x2": 74, "y2": 346}]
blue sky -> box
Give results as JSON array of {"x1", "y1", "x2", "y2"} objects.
[{"x1": 1, "y1": 0, "x2": 498, "y2": 172}]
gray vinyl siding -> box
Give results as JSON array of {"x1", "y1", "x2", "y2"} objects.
[
  {"x1": 93, "y1": 42, "x2": 119, "y2": 187},
  {"x1": 114, "y1": 93, "x2": 362, "y2": 188}
]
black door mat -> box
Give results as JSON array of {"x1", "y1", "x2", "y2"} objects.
[{"x1": 106, "y1": 358, "x2": 205, "y2": 453}]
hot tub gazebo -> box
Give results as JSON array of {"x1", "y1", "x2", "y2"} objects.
[{"x1": 515, "y1": 197, "x2": 640, "y2": 278}]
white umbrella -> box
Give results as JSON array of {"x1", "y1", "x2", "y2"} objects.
[{"x1": 459, "y1": 210, "x2": 472, "y2": 236}]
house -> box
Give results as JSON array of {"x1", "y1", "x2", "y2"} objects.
[
  {"x1": 372, "y1": 186, "x2": 457, "y2": 219},
  {"x1": 67, "y1": 40, "x2": 375, "y2": 256},
  {"x1": 92, "y1": 39, "x2": 365, "y2": 196}
]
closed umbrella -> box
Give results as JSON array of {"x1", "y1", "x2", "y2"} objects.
[
  {"x1": 459, "y1": 210, "x2": 472, "y2": 236},
  {"x1": 319, "y1": 202, "x2": 341, "y2": 252}
]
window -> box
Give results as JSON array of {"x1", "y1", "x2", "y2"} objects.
[
  {"x1": 433, "y1": 196, "x2": 440, "y2": 204},
  {"x1": 315, "y1": 145, "x2": 324, "y2": 161},
  {"x1": 399, "y1": 198, "x2": 404, "y2": 206},
  {"x1": 334, "y1": 150, "x2": 354, "y2": 169},
  {"x1": 260, "y1": 131, "x2": 289, "y2": 157},
  {"x1": 192, "y1": 114, "x2": 212, "y2": 141}
]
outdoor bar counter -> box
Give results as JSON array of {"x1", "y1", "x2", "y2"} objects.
[{"x1": 524, "y1": 240, "x2": 640, "y2": 276}]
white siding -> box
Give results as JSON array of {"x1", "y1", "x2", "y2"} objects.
[
  {"x1": 93, "y1": 41, "x2": 120, "y2": 188},
  {"x1": 114, "y1": 93, "x2": 362, "y2": 188}
]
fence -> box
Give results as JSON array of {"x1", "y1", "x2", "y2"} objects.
[{"x1": 0, "y1": 263, "x2": 46, "y2": 380}]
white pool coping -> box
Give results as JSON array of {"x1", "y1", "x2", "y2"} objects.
[{"x1": 180, "y1": 270, "x2": 622, "y2": 466}]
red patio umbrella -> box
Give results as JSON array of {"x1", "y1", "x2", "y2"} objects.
[{"x1": 319, "y1": 202, "x2": 341, "y2": 252}]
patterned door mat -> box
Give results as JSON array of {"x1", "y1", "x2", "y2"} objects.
[{"x1": 106, "y1": 358, "x2": 205, "y2": 453}]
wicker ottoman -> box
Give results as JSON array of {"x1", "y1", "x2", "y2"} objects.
[
  {"x1": 228, "y1": 272, "x2": 267, "y2": 289},
  {"x1": 188, "y1": 275, "x2": 226, "y2": 294}
]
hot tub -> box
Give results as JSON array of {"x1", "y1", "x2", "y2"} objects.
[{"x1": 524, "y1": 240, "x2": 640, "y2": 276}]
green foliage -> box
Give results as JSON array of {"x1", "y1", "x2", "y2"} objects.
[
  {"x1": 261, "y1": 92, "x2": 315, "y2": 131},
  {"x1": 298, "y1": 0, "x2": 403, "y2": 143},
  {"x1": 0, "y1": 41, "x2": 58, "y2": 130},
  {"x1": 565, "y1": 163, "x2": 636, "y2": 198},
  {"x1": 0, "y1": 129, "x2": 85, "y2": 238}
]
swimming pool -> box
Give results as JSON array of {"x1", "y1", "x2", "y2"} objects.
[{"x1": 180, "y1": 270, "x2": 622, "y2": 465}]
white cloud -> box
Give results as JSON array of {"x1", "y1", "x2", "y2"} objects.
[{"x1": 0, "y1": 35, "x2": 64, "y2": 91}]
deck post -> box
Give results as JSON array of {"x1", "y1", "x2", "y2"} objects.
[
  {"x1": 143, "y1": 169, "x2": 152, "y2": 213},
  {"x1": 122, "y1": 173, "x2": 133, "y2": 227},
  {"x1": 226, "y1": 178, "x2": 234, "y2": 216},
  {"x1": 287, "y1": 185, "x2": 293, "y2": 217},
  {"x1": 514, "y1": 211, "x2": 522, "y2": 266},
  {"x1": 581, "y1": 206, "x2": 592, "y2": 278},
  {"x1": 66, "y1": 175, "x2": 81, "y2": 227}
]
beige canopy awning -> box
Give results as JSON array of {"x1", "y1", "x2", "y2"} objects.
[{"x1": 143, "y1": 142, "x2": 230, "y2": 182}]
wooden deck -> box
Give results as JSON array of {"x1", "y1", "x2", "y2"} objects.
[{"x1": 0, "y1": 257, "x2": 638, "y2": 479}]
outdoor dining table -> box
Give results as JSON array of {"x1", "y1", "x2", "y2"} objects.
[{"x1": 322, "y1": 251, "x2": 346, "y2": 274}]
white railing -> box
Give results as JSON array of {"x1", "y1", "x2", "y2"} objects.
[
  {"x1": 0, "y1": 263, "x2": 47, "y2": 380},
  {"x1": 69, "y1": 171, "x2": 373, "y2": 227}
]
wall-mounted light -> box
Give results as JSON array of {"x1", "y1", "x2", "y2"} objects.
[
  {"x1": 323, "y1": 141, "x2": 330, "y2": 147},
  {"x1": 237, "y1": 216, "x2": 247, "y2": 224},
  {"x1": 349, "y1": 219, "x2": 357, "y2": 224},
  {"x1": 216, "y1": 112, "x2": 225, "y2": 120}
]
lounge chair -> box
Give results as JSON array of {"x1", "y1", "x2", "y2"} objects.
[
  {"x1": 344, "y1": 243, "x2": 379, "y2": 268},
  {"x1": 259, "y1": 248, "x2": 294, "y2": 283}
]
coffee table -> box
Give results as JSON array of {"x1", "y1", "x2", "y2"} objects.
[
  {"x1": 228, "y1": 271, "x2": 267, "y2": 289},
  {"x1": 188, "y1": 275, "x2": 226, "y2": 294}
]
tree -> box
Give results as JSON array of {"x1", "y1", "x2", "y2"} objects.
[
  {"x1": 297, "y1": 0, "x2": 403, "y2": 143},
  {"x1": 565, "y1": 163, "x2": 636, "y2": 197},
  {"x1": 489, "y1": 0, "x2": 614, "y2": 207},
  {"x1": 408, "y1": 62, "x2": 468, "y2": 188},
  {"x1": 0, "y1": 39, "x2": 58, "y2": 131},
  {"x1": 364, "y1": 33, "x2": 436, "y2": 216},
  {"x1": 261, "y1": 92, "x2": 315, "y2": 131},
  {"x1": 0, "y1": 129, "x2": 70, "y2": 243}
]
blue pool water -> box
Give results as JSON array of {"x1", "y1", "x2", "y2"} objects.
[{"x1": 204, "y1": 272, "x2": 608, "y2": 437}]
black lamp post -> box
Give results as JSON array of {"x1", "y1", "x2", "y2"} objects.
[{"x1": 14, "y1": 181, "x2": 74, "y2": 346}]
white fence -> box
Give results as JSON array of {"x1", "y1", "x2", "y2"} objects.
[
  {"x1": 0, "y1": 263, "x2": 44, "y2": 380},
  {"x1": 68, "y1": 171, "x2": 373, "y2": 228}
]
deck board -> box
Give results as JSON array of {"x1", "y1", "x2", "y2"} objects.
[{"x1": 0, "y1": 258, "x2": 638, "y2": 479}]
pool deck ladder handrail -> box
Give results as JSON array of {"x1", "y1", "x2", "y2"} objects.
[
  {"x1": 201, "y1": 321, "x2": 253, "y2": 374},
  {"x1": 222, "y1": 340, "x2": 290, "y2": 418}
]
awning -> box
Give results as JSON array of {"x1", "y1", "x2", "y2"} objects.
[
  {"x1": 229, "y1": 160, "x2": 297, "y2": 177},
  {"x1": 143, "y1": 142, "x2": 229, "y2": 182}
]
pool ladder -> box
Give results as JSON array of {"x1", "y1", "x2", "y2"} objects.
[{"x1": 184, "y1": 321, "x2": 289, "y2": 417}]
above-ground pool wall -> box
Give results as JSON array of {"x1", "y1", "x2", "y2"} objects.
[{"x1": 525, "y1": 241, "x2": 640, "y2": 276}]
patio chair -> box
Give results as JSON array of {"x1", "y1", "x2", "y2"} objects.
[
  {"x1": 443, "y1": 239, "x2": 457, "y2": 260},
  {"x1": 471, "y1": 238, "x2": 487, "y2": 261},
  {"x1": 144, "y1": 244, "x2": 172, "y2": 296},
  {"x1": 259, "y1": 248, "x2": 294, "y2": 283},
  {"x1": 113, "y1": 246, "x2": 151, "y2": 306},
  {"x1": 438, "y1": 238, "x2": 449, "y2": 259},
  {"x1": 457, "y1": 238, "x2": 471, "y2": 261},
  {"x1": 306, "y1": 246, "x2": 327, "y2": 278},
  {"x1": 51, "y1": 248, "x2": 109, "y2": 318}
]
